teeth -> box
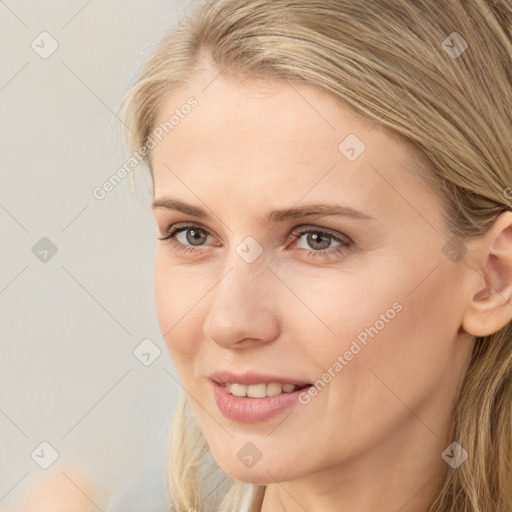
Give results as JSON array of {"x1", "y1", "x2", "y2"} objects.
[
  {"x1": 266, "y1": 383, "x2": 284, "y2": 396},
  {"x1": 225, "y1": 382, "x2": 303, "y2": 398}
]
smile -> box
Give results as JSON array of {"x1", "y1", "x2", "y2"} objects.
[
  {"x1": 222, "y1": 382, "x2": 309, "y2": 398},
  {"x1": 211, "y1": 380, "x2": 313, "y2": 423}
]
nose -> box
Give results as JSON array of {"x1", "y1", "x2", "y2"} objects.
[{"x1": 203, "y1": 256, "x2": 280, "y2": 349}]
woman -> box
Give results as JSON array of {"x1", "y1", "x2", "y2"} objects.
[{"x1": 118, "y1": 0, "x2": 512, "y2": 510}]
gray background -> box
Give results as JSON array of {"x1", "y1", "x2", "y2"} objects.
[{"x1": 0, "y1": 0, "x2": 193, "y2": 507}]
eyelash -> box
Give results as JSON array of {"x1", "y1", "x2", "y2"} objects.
[{"x1": 157, "y1": 222, "x2": 353, "y2": 260}]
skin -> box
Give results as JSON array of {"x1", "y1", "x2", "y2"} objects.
[
  {"x1": 150, "y1": 70, "x2": 512, "y2": 512},
  {"x1": 18, "y1": 468, "x2": 96, "y2": 512}
]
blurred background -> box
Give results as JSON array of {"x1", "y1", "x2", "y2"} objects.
[{"x1": 0, "y1": 0, "x2": 195, "y2": 508}]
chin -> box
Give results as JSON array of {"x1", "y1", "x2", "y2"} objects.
[{"x1": 213, "y1": 453, "x2": 304, "y2": 485}]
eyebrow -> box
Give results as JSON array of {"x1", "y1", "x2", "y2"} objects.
[{"x1": 152, "y1": 197, "x2": 375, "y2": 223}]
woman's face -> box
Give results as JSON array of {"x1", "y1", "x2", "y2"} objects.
[{"x1": 150, "y1": 73, "x2": 475, "y2": 484}]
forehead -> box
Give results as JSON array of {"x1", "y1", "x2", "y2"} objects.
[
  {"x1": 150, "y1": 74, "x2": 440, "y2": 224},
  {"x1": 153, "y1": 75, "x2": 379, "y2": 158}
]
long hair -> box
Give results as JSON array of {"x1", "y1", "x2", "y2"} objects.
[{"x1": 119, "y1": 1, "x2": 512, "y2": 510}]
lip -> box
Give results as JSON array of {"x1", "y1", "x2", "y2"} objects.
[
  {"x1": 210, "y1": 379, "x2": 312, "y2": 423},
  {"x1": 209, "y1": 370, "x2": 311, "y2": 387}
]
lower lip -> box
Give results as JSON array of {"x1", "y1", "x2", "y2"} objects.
[{"x1": 211, "y1": 380, "x2": 311, "y2": 423}]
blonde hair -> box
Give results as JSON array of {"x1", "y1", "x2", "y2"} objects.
[{"x1": 119, "y1": 1, "x2": 512, "y2": 510}]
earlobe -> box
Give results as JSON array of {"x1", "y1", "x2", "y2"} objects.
[{"x1": 461, "y1": 212, "x2": 512, "y2": 337}]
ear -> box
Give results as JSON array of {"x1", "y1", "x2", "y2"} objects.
[{"x1": 462, "y1": 211, "x2": 512, "y2": 337}]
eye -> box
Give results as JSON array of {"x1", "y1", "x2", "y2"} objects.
[
  {"x1": 288, "y1": 226, "x2": 353, "y2": 259},
  {"x1": 157, "y1": 223, "x2": 353, "y2": 260},
  {"x1": 157, "y1": 223, "x2": 214, "y2": 255}
]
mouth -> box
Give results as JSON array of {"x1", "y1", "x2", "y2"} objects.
[
  {"x1": 210, "y1": 378, "x2": 314, "y2": 423},
  {"x1": 214, "y1": 381, "x2": 312, "y2": 398}
]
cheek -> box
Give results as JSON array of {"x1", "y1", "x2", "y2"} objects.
[
  {"x1": 363, "y1": 267, "x2": 461, "y2": 384},
  {"x1": 153, "y1": 253, "x2": 207, "y2": 364},
  {"x1": 292, "y1": 260, "x2": 462, "y2": 416},
  {"x1": 318, "y1": 265, "x2": 462, "y2": 430},
  {"x1": 278, "y1": 265, "x2": 404, "y2": 357}
]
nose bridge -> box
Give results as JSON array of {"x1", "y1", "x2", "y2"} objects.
[
  {"x1": 222, "y1": 232, "x2": 273, "y2": 298},
  {"x1": 203, "y1": 248, "x2": 280, "y2": 347}
]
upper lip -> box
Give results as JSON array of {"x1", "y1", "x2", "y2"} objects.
[{"x1": 209, "y1": 371, "x2": 312, "y2": 387}]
